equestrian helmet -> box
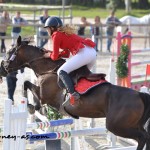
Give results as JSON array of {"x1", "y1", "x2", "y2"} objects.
[{"x1": 44, "y1": 16, "x2": 63, "y2": 28}]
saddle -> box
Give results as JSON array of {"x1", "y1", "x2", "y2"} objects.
[
  {"x1": 58, "y1": 65, "x2": 106, "y2": 92},
  {"x1": 59, "y1": 66, "x2": 107, "y2": 119},
  {"x1": 70, "y1": 65, "x2": 106, "y2": 84}
]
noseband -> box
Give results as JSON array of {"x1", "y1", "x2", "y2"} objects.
[
  {"x1": 1, "y1": 44, "x2": 59, "y2": 76},
  {"x1": 1, "y1": 45, "x2": 23, "y2": 74},
  {"x1": 1, "y1": 44, "x2": 44, "y2": 74}
]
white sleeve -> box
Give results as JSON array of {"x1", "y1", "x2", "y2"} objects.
[{"x1": 12, "y1": 17, "x2": 16, "y2": 24}]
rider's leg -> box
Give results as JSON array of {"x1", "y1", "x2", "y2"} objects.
[
  {"x1": 59, "y1": 70, "x2": 80, "y2": 101},
  {"x1": 58, "y1": 46, "x2": 96, "y2": 103},
  {"x1": 58, "y1": 46, "x2": 97, "y2": 74}
]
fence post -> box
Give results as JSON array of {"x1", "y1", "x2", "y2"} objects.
[
  {"x1": 3, "y1": 99, "x2": 12, "y2": 150},
  {"x1": 116, "y1": 31, "x2": 122, "y2": 85}
]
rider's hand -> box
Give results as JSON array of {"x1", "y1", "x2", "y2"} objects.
[
  {"x1": 43, "y1": 48, "x2": 50, "y2": 53},
  {"x1": 39, "y1": 47, "x2": 51, "y2": 53},
  {"x1": 43, "y1": 52, "x2": 51, "y2": 58}
]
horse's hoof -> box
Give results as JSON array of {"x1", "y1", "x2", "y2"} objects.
[{"x1": 27, "y1": 104, "x2": 35, "y2": 114}]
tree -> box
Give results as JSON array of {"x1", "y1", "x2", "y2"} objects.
[
  {"x1": 106, "y1": 0, "x2": 119, "y2": 12},
  {"x1": 138, "y1": 0, "x2": 150, "y2": 9},
  {"x1": 124, "y1": 0, "x2": 131, "y2": 13}
]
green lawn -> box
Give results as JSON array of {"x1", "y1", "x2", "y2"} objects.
[
  {"x1": 72, "y1": 6, "x2": 150, "y2": 18},
  {"x1": 5, "y1": 4, "x2": 150, "y2": 18},
  {"x1": 32, "y1": 6, "x2": 150, "y2": 18},
  {"x1": 6, "y1": 26, "x2": 36, "y2": 38}
]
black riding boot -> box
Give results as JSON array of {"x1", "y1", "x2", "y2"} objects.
[{"x1": 59, "y1": 70, "x2": 80, "y2": 104}]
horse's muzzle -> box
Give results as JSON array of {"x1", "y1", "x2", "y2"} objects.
[{"x1": 0, "y1": 64, "x2": 8, "y2": 77}]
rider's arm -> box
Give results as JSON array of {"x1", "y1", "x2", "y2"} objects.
[
  {"x1": 50, "y1": 33, "x2": 61, "y2": 60},
  {"x1": 59, "y1": 49, "x2": 70, "y2": 58}
]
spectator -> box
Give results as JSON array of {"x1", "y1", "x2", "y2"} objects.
[
  {"x1": 77, "y1": 16, "x2": 90, "y2": 36},
  {"x1": 11, "y1": 11, "x2": 28, "y2": 46},
  {"x1": 0, "y1": 11, "x2": 11, "y2": 53},
  {"x1": 38, "y1": 9, "x2": 49, "y2": 48},
  {"x1": 6, "y1": 69, "x2": 24, "y2": 104},
  {"x1": 105, "y1": 11, "x2": 121, "y2": 52},
  {"x1": 91, "y1": 16, "x2": 102, "y2": 52},
  {"x1": 6, "y1": 71, "x2": 17, "y2": 103}
]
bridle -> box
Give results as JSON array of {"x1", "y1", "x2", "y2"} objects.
[
  {"x1": 1, "y1": 44, "x2": 63, "y2": 76},
  {"x1": 1, "y1": 45, "x2": 23, "y2": 74},
  {"x1": 1, "y1": 44, "x2": 43, "y2": 74}
]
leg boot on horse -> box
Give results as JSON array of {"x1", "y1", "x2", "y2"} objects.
[{"x1": 59, "y1": 70, "x2": 80, "y2": 105}]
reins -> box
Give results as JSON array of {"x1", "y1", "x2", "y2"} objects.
[
  {"x1": 27, "y1": 56, "x2": 63, "y2": 76},
  {"x1": 2, "y1": 42, "x2": 64, "y2": 76}
]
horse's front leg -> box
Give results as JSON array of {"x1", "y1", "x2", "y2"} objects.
[{"x1": 23, "y1": 80, "x2": 41, "y2": 114}]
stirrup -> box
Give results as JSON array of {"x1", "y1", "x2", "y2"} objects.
[
  {"x1": 62, "y1": 92, "x2": 80, "y2": 106},
  {"x1": 71, "y1": 92, "x2": 80, "y2": 101},
  {"x1": 62, "y1": 95, "x2": 70, "y2": 106}
]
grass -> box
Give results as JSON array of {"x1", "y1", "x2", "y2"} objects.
[
  {"x1": 21, "y1": 6, "x2": 150, "y2": 18},
  {"x1": 4, "y1": 4, "x2": 150, "y2": 37},
  {"x1": 4, "y1": 4, "x2": 150, "y2": 18},
  {"x1": 71, "y1": 5, "x2": 150, "y2": 18},
  {"x1": 6, "y1": 26, "x2": 36, "y2": 38}
]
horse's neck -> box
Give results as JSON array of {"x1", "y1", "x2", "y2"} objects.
[{"x1": 29, "y1": 59, "x2": 57, "y2": 76}]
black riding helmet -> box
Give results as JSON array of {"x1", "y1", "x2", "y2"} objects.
[{"x1": 44, "y1": 16, "x2": 63, "y2": 28}]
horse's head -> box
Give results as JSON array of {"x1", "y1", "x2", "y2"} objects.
[
  {"x1": 0, "y1": 35, "x2": 66, "y2": 77},
  {"x1": 0, "y1": 36, "x2": 32, "y2": 77}
]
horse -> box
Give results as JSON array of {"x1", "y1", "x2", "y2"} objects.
[
  {"x1": 120, "y1": 14, "x2": 150, "y2": 47},
  {"x1": 0, "y1": 36, "x2": 150, "y2": 150}
]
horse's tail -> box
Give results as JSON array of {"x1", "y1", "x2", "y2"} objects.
[{"x1": 139, "y1": 92, "x2": 150, "y2": 149}]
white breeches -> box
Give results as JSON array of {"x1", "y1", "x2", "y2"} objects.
[{"x1": 57, "y1": 45, "x2": 96, "y2": 75}]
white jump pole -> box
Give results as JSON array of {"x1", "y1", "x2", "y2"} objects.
[
  {"x1": 3, "y1": 98, "x2": 28, "y2": 150},
  {"x1": 77, "y1": 119, "x2": 88, "y2": 150},
  {"x1": 107, "y1": 57, "x2": 117, "y2": 147},
  {"x1": 109, "y1": 146, "x2": 137, "y2": 150},
  {"x1": 108, "y1": 58, "x2": 116, "y2": 85},
  {"x1": 71, "y1": 119, "x2": 81, "y2": 150},
  {"x1": 29, "y1": 127, "x2": 107, "y2": 142},
  {"x1": 3, "y1": 99, "x2": 12, "y2": 150}
]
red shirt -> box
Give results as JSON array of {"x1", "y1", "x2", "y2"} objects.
[{"x1": 50, "y1": 31, "x2": 95, "y2": 60}]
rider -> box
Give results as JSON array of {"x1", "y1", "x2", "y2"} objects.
[{"x1": 43, "y1": 16, "x2": 96, "y2": 104}]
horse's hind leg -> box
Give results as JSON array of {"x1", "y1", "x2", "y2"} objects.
[
  {"x1": 23, "y1": 80, "x2": 41, "y2": 114},
  {"x1": 106, "y1": 122, "x2": 147, "y2": 150}
]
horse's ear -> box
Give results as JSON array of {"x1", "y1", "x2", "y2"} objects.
[{"x1": 17, "y1": 36, "x2": 22, "y2": 46}]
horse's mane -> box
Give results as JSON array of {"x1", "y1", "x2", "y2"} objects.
[
  {"x1": 24, "y1": 41, "x2": 66, "y2": 68},
  {"x1": 18, "y1": 37, "x2": 66, "y2": 70}
]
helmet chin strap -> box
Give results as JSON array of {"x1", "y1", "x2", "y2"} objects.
[{"x1": 50, "y1": 27, "x2": 58, "y2": 35}]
